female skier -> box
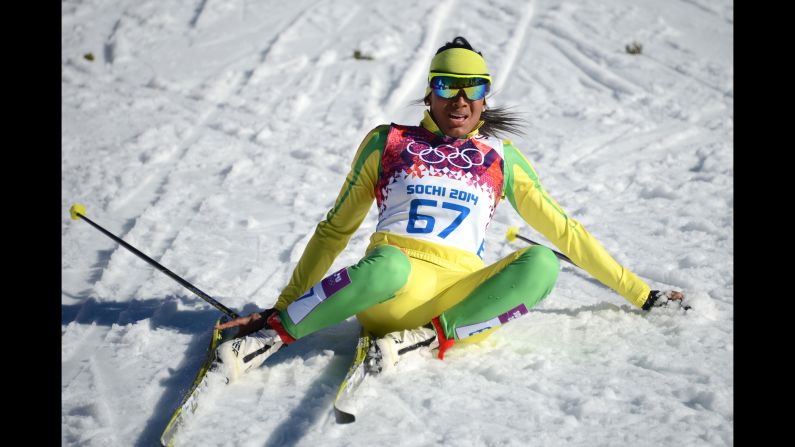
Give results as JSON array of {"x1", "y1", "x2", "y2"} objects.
[{"x1": 215, "y1": 36, "x2": 684, "y2": 381}]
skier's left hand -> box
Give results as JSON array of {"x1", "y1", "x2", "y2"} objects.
[
  {"x1": 216, "y1": 308, "x2": 275, "y2": 338},
  {"x1": 643, "y1": 290, "x2": 689, "y2": 310}
]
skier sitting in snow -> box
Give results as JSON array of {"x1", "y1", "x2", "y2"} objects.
[{"x1": 214, "y1": 36, "x2": 685, "y2": 381}]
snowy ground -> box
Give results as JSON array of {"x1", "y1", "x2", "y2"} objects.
[{"x1": 62, "y1": 0, "x2": 733, "y2": 445}]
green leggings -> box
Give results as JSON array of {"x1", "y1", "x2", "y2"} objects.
[{"x1": 278, "y1": 244, "x2": 559, "y2": 341}]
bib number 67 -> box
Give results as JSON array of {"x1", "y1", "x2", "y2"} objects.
[{"x1": 406, "y1": 199, "x2": 470, "y2": 238}]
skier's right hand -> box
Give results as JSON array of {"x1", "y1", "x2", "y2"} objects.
[{"x1": 216, "y1": 308, "x2": 277, "y2": 338}]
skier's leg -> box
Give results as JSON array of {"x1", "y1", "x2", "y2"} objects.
[
  {"x1": 431, "y1": 245, "x2": 560, "y2": 352},
  {"x1": 370, "y1": 245, "x2": 559, "y2": 370},
  {"x1": 276, "y1": 244, "x2": 411, "y2": 339},
  {"x1": 355, "y1": 255, "x2": 452, "y2": 337},
  {"x1": 217, "y1": 244, "x2": 411, "y2": 381},
  {"x1": 372, "y1": 244, "x2": 558, "y2": 367}
]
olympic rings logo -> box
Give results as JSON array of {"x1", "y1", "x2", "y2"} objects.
[{"x1": 406, "y1": 140, "x2": 484, "y2": 169}]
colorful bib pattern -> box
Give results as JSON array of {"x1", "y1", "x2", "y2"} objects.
[{"x1": 375, "y1": 125, "x2": 504, "y2": 258}]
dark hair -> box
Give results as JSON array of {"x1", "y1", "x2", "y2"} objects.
[
  {"x1": 477, "y1": 106, "x2": 526, "y2": 138},
  {"x1": 424, "y1": 36, "x2": 527, "y2": 138},
  {"x1": 435, "y1": 36, "x2": 482, "y2": 56}
]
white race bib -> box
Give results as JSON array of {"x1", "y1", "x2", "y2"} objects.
[{"x1": 375, "y1": 126, "x2": 504, "y2": 258}]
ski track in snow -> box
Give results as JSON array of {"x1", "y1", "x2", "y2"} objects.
[
  {"x1": 492, "y1": 0, "x2": 535, "y2": 92},
  {"x1": 382, "y1": 0, "x2": 452, "y2": 117},
  {"x1": 62, "y1": 0, "x2": 733, "y2": 445}
]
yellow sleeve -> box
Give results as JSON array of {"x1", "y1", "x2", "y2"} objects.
[
  {"x1": 502, "y1": 142, "x2": 651, "y2": 308},
  {"x1": 274, "y1": 125, "x2": 389, "y2": 309}
]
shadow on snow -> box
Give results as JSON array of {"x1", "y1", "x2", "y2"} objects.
[{"x1": 61, "y1": 292, "x2": 362, "y2": 447}]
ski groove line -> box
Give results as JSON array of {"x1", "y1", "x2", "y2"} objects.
[
  {"x1": 101, "y1": 0, "x2": 140, "y2": 66},
  {"x1": 242, "y1": 0, "x2": 323, "y2": 89},
  {"x1": 93, "y1": 4, "x2": 318, "y2": 299},
  {"x1": 643, "y1": 52, "x2": 731, "y2": 97},
  {"x1": 536, "y1": 24, "x2": 640, "y2": 96},
  {"x1": 494, "y1": 0, "x2": 536, "y2": 92},
  {"x1": 573, "y1": 123, "x2": 701, "y2": 168},
  {"x1": 383, "y1": 0, "x2": 454, "y2": 117},
  {"x1": 120, "y1": 1, "x2": 339, "y2": 298},
  {"x1": 188, "y1": 0, "x2": 209, "y2": 28},
  {"x1": 88, "y1": 354, "x2": 120, "y2": 443}
]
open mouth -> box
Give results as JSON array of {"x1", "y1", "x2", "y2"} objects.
[{"x1": 448, "y1": 112, "x2": 468, "y2": 124}]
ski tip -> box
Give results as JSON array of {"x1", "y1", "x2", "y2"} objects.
[
  {"x1": 334, "y1": 408, "x2": 356, "y2": 424},
  {"x1": 69, "y1": 203, "x2": 86, "y2": 220},
  {"x1": 505, "y1": 225, "x2": 519, "y2": 242}
]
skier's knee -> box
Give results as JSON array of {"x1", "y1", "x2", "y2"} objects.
[
  {"x1": 354, "y1": 244, "x2": 411, "y2": 293},
  {"x1": 515, "y1": 245, "x2": 560, "y2": 289},
  {"x1": 379, "y1": 245, "x2": 411, "y2": 281},
  {"x1": 526, "y1": 245, "x2": 560, "y2": 269}
]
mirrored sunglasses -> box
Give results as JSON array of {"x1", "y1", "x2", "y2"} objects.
[{"x1": 430, "y1": 76, "x2": 490, "y2": 101}]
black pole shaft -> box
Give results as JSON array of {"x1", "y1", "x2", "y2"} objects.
[
  {"x1": 514, "y1": 233, "x2": 575, "y2": 266},
  {"x1": 76, "y1": 212, "x2": 239, "y2": 319}
]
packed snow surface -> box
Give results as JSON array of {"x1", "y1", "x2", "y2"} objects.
[{"x1": 62, "y1": 0, "x2": 733, "y2": 445}]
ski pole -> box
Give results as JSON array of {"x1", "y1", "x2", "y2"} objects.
[
  {"x1": 69, "y1": 203, "x2": 239, "y2": 319},
  {"x1": 505, "y1": 226, "x2": 576, "y2": 267},
  {"x1": 506, "y1": 226, "x2": 691, "y2": 310}
]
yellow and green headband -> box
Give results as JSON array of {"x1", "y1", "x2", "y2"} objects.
[{"x1": 425, "y1": 47, "x2": 492, "y2": 97}]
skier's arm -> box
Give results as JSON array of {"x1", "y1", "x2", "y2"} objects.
[
  {"x1": 273, "y1": 126, "x2": 389, "y2": 310},
  {"x1": 502, "y1": 142, "x2": 651, "y2": 308}
]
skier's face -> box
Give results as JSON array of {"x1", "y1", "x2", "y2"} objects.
[{"x1": 429, "y1": 90, "x2": 484, "y2": 138}]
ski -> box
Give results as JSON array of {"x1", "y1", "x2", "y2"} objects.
[
  {"x1": 160, "y1": 316, "x2": 234, "y2": 446},
  {"x1": 333, "y1": 330, "x2": 375, "y2": 423}
]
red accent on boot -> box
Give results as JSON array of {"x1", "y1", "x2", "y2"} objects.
[
  {"x1": 431, "y1": 317, "x2": 455, "y2": 360},
  {"x1": 266, "y1": 312, "x2": 296, "y2": 344}
]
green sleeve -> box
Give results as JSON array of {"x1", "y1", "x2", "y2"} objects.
[
  {"x1": 502, "y1": 142, "x2": 651, "y2": 308},
  {"x1": 274, "y1": 125, "x2": 389, "y2": 309}
]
